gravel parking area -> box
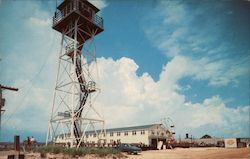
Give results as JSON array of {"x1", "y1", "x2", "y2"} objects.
[
  {"x1": 0, "y1": 147, "x2": 249, "y2": 159},
  {"x1": 127, "y1": 147, "x2": 250, "y2": 159}
]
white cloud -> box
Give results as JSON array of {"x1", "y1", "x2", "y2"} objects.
[
  {"x1": 88, "y1": 0, "x2": 108, "y2": 10},
  {"x1": 0, "y1": 0, "x2": 60, "y2": 137},
  {"x1": 158, "y1": 55, "x2": 248, "y2": 87},
  {"x1": 3, "y1": 54, "x2": 249, "y2": 139},
  {"x1": 28, "y1": 17, "x2": 50, "y2": 27},
  {"x1": 144, "y1": 0, "x2": 249, "y2": 87},
  {"x1": 90, "y1": 57, "x2": 249, "y2": 138},
  {"x1": 144, "y1": 1, "x2": 187, "y2": 57},
  {"x1": 161, "y1": 1, "x2": 186, "y2": 25}
]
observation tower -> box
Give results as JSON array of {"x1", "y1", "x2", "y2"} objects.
[{"x1": 46, "y1": 0, "x2": 105, "y2": 148}]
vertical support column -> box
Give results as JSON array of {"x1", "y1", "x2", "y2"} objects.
[
  {"x1": 46, "y1": 33, "x2": 65, "y2": 146},
  {"x1": 45, "y1": 124, "x2": 51, "y2": 146}
]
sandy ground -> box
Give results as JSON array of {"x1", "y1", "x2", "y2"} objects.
[
  {"x1": 0, "y1": 147, "x2": 249, "y2": 159},
  {"x1": 128, "y1": 147, "x2": 250, "y2": 159}
]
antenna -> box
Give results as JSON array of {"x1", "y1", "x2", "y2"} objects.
[{"x1": 54, "y1": 0, "x2": 58, "y2": 17}]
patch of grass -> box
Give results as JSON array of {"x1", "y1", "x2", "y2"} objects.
[
  {"x1": 34, "y1": 145, "x2": 66, "y2": 154},
  {"x1": 34, "y1": 145, "x2": 123, "y2": 157},
  {"x1": 64, "y1": 148, "x2": 84, "y2": 156},
  {"x1": 64, "y1": 147, "x2": 121, "y2": 157}
]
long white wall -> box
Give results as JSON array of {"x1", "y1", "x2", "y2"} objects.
[
  {"x1": 86, "y1": 129, "x2": 150, "y2": 145},
  {"x1": 55, "y1": 124, "x2": 172, "y2": 146}
]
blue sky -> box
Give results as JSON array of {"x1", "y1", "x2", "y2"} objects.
[{"x1": 0, "y1": 0, "x2": 249, "y2": 142}]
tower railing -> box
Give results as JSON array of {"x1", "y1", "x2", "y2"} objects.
[
  {"x1": 52, "y1": 0, "x2": 103, "y2": 29},
  {"x1": 65, "y1": 42, "x2": 75, "y2": 54}
]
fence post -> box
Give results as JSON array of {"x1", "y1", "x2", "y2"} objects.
[{"x1": 14, "y1": 135, "x2": 20, "y2": 153}]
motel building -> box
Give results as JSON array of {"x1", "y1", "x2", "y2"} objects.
[{"x1": 55, "y1": 124, "x2": 174, "y2": 148}]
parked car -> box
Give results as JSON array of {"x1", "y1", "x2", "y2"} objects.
[{"x1": 117, "y1": 143, "x2": 142, "y2": 154}]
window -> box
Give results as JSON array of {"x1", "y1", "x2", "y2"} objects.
[
  {"x1": 151, "y1": 131, "x2": 155, "y2": 135},
  {"x1": 110, "y1": 132, "x2": 113, "y2": 137},
  {"x1": 141, "y1": 130, "x2": 145, "y2": 135},
  {"x1": 117, "y1": 132, "x2": 121, "y2": 136},
  {"x1": 124, "y1": 131, "x2": 128, "y2": 136},
  {"x1": 93, "y1": 134, "x2": 96, "y2": 138},
  {"x1": 110, "y1": 139, "x2": 113, "y2": 143},
  {"x1": 132, "y1": 131, "x2": 136, "y2": 135},
  {"x1": 86, "y1": 134, "x2": 89, "y2": 138}
]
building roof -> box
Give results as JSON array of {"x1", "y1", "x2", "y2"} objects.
[
  {"x1": 85, "y1": 124, "x2": 161, "y2": 134},
  {"x1": 106, "y1": 124, "x2": 161, "y2": 132},
  {"x1": 200, "y1": 134, "x2": 212, "y2": 139}
]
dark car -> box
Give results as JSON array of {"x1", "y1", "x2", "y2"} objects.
[{"x1": 117, "y1": 143, "x2": 142, "y2": 154}]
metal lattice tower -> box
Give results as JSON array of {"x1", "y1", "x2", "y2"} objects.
[
  {"x1": 161, "y1": 117, "x2": 176, "y2": 140},
  {"x1": 46, "y1": 0, "x2": 105, "y2": 148}
]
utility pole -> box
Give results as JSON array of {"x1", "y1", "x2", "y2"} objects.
[{"x1": 0, "y1": 85, "x2": 18, "y2": 132}]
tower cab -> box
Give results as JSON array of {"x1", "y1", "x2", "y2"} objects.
[{"x1": 52, "y1": 0, "x2": 103, "y2": 42}]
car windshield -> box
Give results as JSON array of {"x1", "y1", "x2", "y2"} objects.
[{"x1": 124, "y1": 144, "x2": 131, "y2": 147}]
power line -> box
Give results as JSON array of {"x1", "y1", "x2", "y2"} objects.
[{"x1": 2, "y1": 32, "x2": 56, "y2": 128}]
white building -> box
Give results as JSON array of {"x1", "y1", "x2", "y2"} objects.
[
  {"x1": 55, "y1": 124, "x2": 173, "y2": 147},
  {"x1": 224, "y1": 138, "x2": 250, "y2": 148}
]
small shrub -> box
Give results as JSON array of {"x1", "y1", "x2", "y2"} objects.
[
  {"x1": 40, "y1": 152, "x2": 46, "y2": 158},
  {"x1": 34, "y1": 145, "x2": 123, "y2": 157},
  {"x1": 64, "y1": 148, "x2": 86, "y2": 156}
]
